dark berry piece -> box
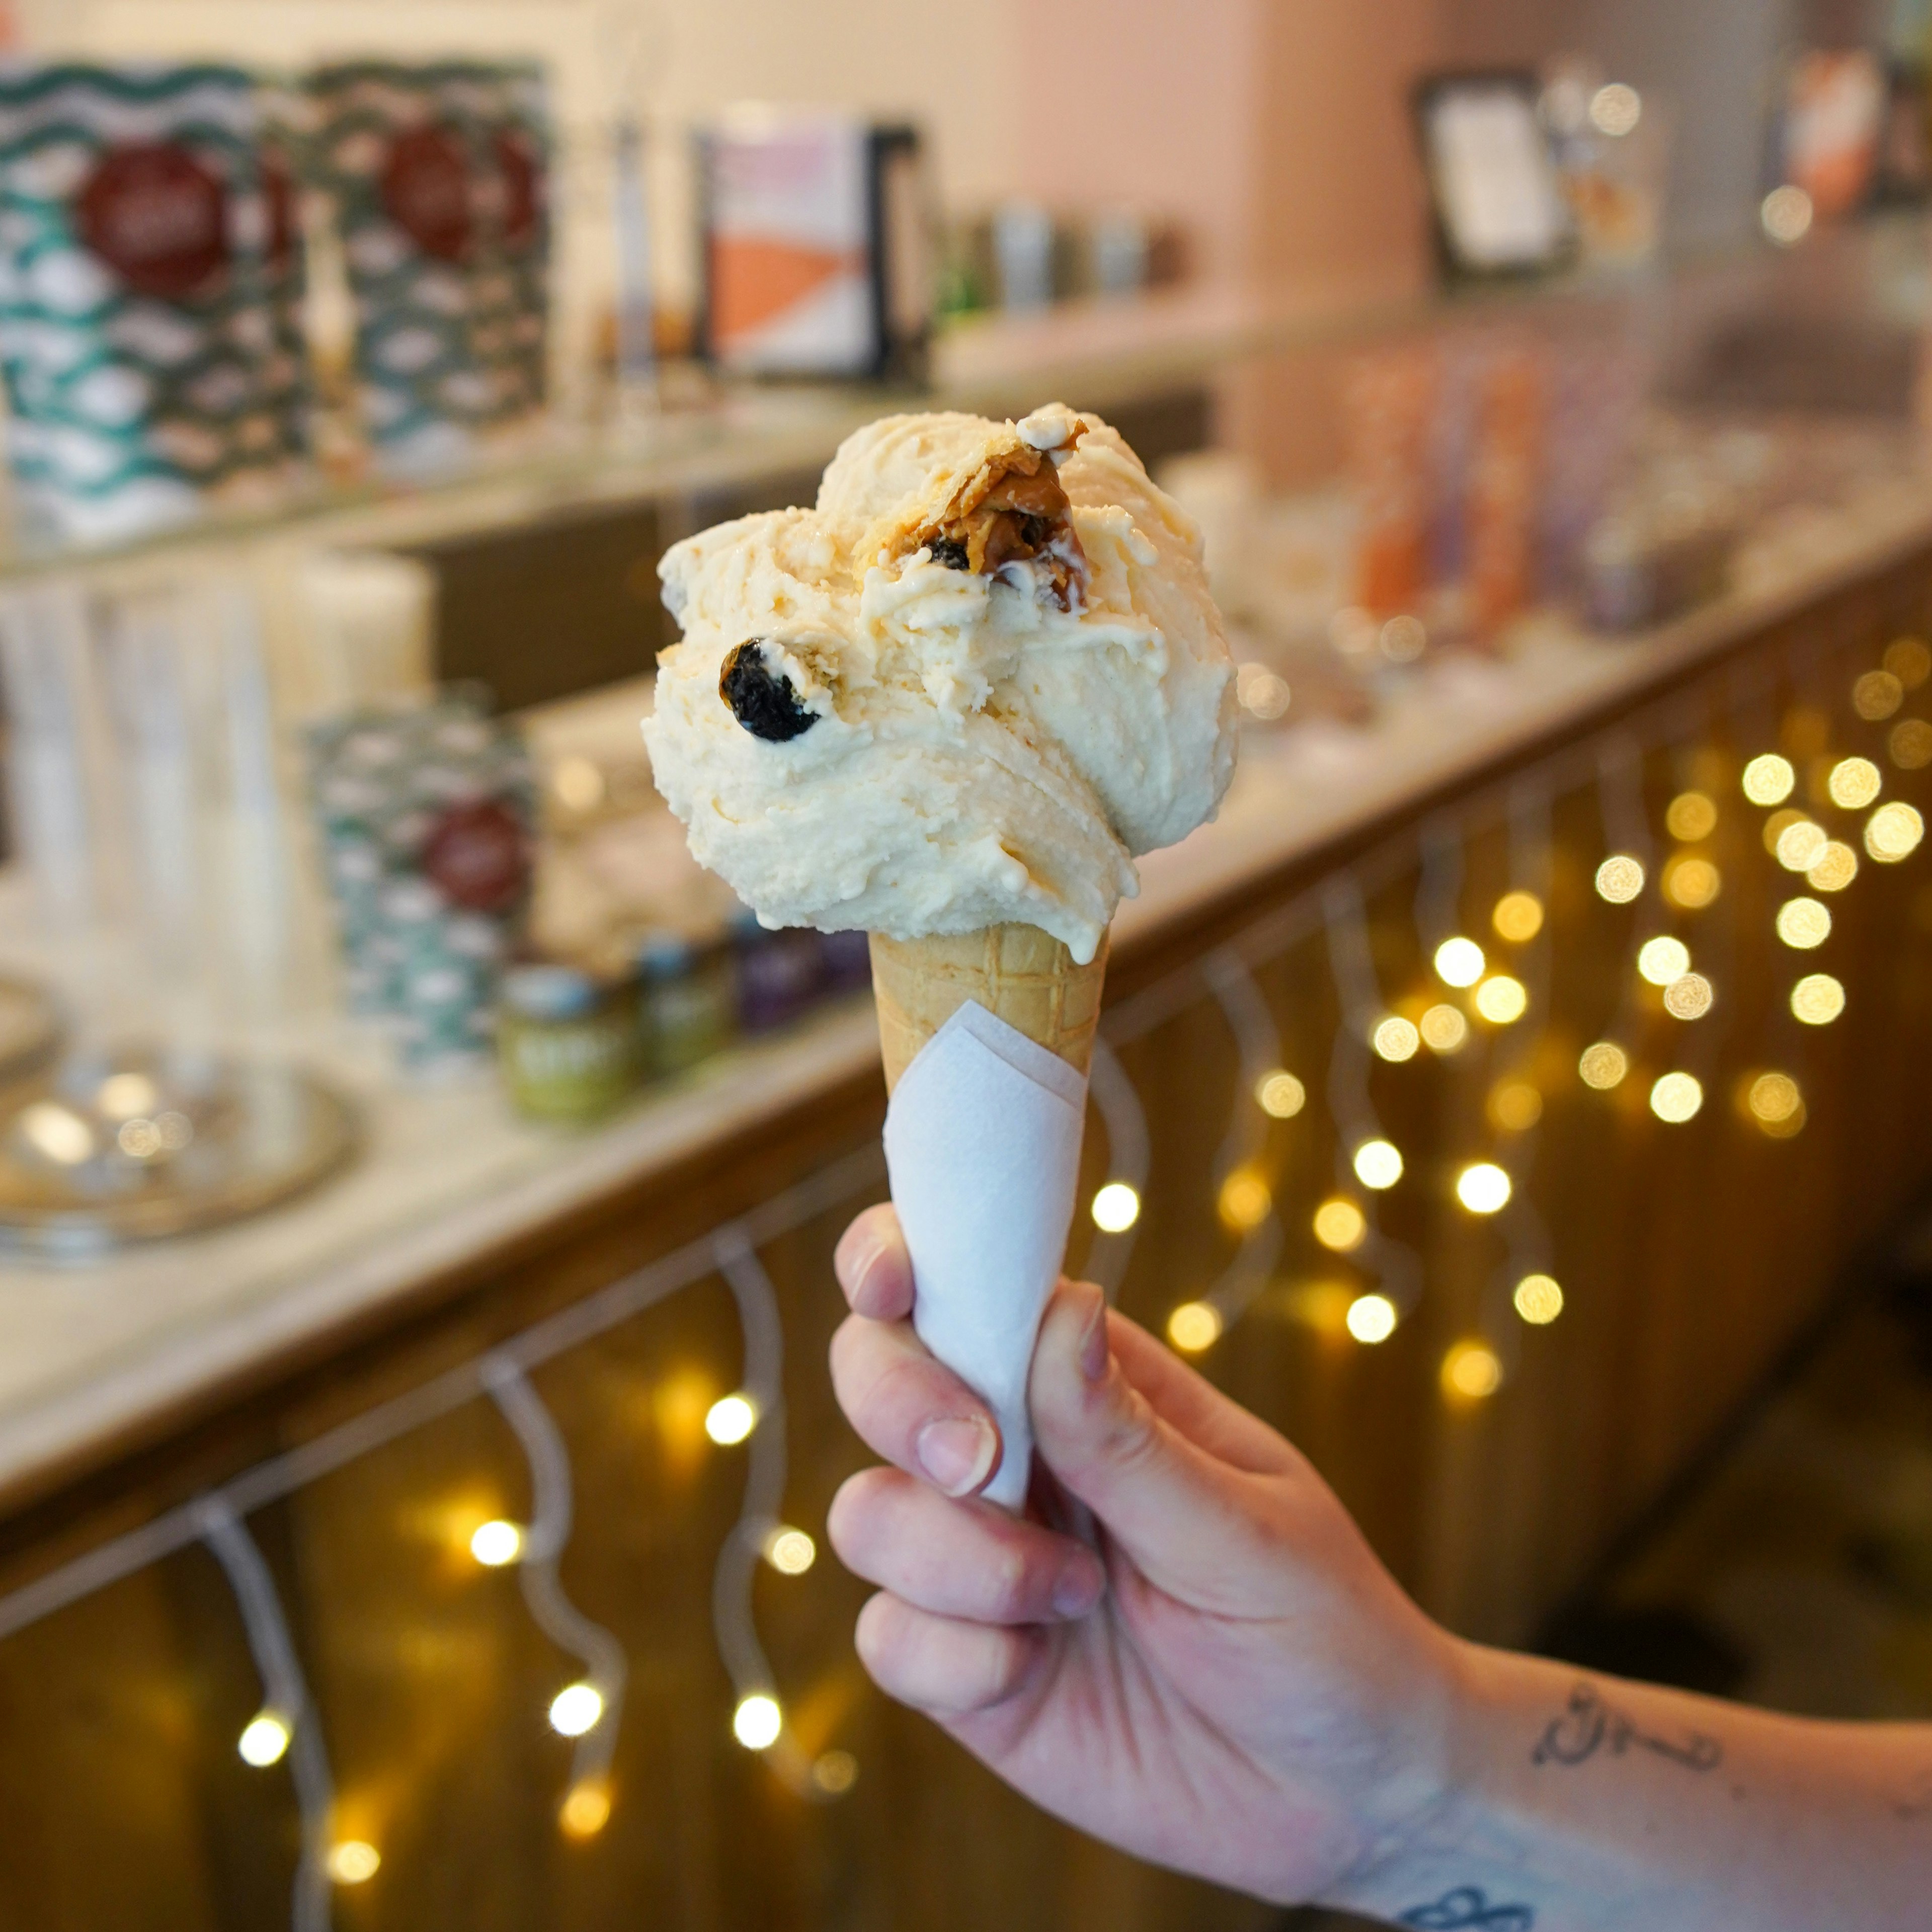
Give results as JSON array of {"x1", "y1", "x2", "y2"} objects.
[
  {"x1": 928, "y1": 536, "x2": 970, "y2": 570},
  {"x1": 719, "y1": 641, "x2": 819, "y2": 742},
  {"x1": 1019, "y1": 513, "x2": 1053, "y2": 550}
]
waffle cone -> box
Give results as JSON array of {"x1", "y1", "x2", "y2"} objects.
[{"x1": 869, "y1": 925, "x2": 1108, "y2": 1093}]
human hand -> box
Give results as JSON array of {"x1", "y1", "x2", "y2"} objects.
[{"x1": 826, "y1": 1202, "x2": 1468, "y2": 1908}]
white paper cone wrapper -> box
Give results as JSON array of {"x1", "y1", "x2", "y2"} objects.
[{"x1": 882, "y1": 1002, "x2": 1088, "y2": 1509}]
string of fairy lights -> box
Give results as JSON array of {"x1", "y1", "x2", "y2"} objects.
[
  {"x1": 1083, "y1": 622, "x2": 1931, "y2": 1407},
  {"x1": 0, "y1": 625, "x2": 1925, "y2": 1914}
]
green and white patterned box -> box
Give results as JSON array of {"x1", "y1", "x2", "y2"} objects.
[
  {"x1": 0, "y1": 62, "x2": 300, "y2": 541},
  {"x1": 301, "y1": 61, "x2": 550, "y2": 475}
]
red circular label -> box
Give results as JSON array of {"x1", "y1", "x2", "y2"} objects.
[
  {"x1": 421, "y1": 799, "x2": 529, "y2": 913},
  {"x1": 495, "y1": 131, "x2": 542, "y2": 250},
  {"x1": 382, "y1": 124, "x2": 474, "y2": 263},
  {"x1": 77, "y1": 143, "x2": 228, "y2": 301}
]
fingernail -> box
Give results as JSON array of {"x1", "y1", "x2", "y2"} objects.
[
  {"x1": 1052, "y1": 1551, "x2": 1104, "y2": 1619},
  {"x1": 840, "y1": 1231, "x2": 881, "y2": 1293},
  {"x1": 915, "y1": 1416, "x2": 997, "y2": 1497},
  {"x1": 1078, "y1": 1292, "x2": 1110, "y2": 1384}
]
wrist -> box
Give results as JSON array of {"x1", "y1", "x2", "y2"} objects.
[{"x1": 1312, "y1": 1635, "x2": 1527, "y2": 1916}]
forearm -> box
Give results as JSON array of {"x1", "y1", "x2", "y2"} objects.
[{"x1": 1324, "y1": 1644, "x2": 1932, "y2": 1930}]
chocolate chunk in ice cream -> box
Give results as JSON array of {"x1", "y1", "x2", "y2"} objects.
[{"x1": 719, "y1": 640, "x2": 819, "y2": 742}]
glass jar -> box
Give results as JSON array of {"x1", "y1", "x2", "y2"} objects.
[
  {"x1": 497, "y1": 964, "x2": 638, "y2": 1122},
  {"x1": 731, "y1": 912, "x2": 825, "y2": 1032},
  {"x1": 635, "y1": 930, "x2": 737, "y2": 1076}
]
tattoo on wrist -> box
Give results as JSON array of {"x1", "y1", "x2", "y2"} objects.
[
  {"x1": 1532, "y1": 1679, "x2": 1722, "y2": 1773},
  {"x1": 1398, "y1": 1885, "x2": 1535, "y2": 1928}
]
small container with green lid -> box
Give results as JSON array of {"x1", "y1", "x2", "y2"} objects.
[{"x1": 497, "y1": 963, "x2": 638, "y2": 1122}]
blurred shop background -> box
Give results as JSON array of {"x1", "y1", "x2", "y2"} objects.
[{"x1": 3, "y1": 1, "x2": 1932, "y2": 1928}]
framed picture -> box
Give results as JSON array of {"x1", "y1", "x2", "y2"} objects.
[{"x1": 1413, "y1": 69, "x2": 1573, "y2": 281}]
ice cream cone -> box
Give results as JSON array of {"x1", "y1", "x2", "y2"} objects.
[{"x1": 868, "y1": 924, "x2": 1108, "y2": 1093}]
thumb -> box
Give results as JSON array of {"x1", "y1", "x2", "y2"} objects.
[{"x1": 1028, "y1": 1281, "x2": 1283, "y2": 1606}]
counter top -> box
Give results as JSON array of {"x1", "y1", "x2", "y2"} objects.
[{"x1": 0, "y1": 451, "x2": 1928, "y2": 1512}]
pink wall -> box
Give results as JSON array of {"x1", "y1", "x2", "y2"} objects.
[{"x1": 1006, "y1": 0, "x2": 1262, "y2": 287}]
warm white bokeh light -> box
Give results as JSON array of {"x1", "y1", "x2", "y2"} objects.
[{"x1": 705, "y1": 1395, "x2": 757, "y2": 1445}]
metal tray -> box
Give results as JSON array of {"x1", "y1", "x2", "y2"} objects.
[{"x1": 0, "y1": 1046, "x2": 359, "y2": 1260}]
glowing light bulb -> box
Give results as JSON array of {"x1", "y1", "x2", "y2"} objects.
[
  {"x1": 560, "y1": 1780, "x2": 612, "y2": 1838},
  {"x1": 1492, "y1": 891, "x2": 1544, "y2": 942},
  {"x1": 1420, "y1": 1003, "x2": 1469, "y2": 1053},
  {"x1": 1649, "y1": 1072, "x2": 1703, "y2": 1122},
  {"x1": 1346, "y1": 1294, "x2": 1398, "y2": 1343},
  {"x1": 1312, "y1": 1196, "x2": 1367, "y2": 1252},
  {"x1": 1791, "y1": 974, "x2": 1845, "y2": 1025},
  {"x1": 1218, "y1": 1166, "x2": 1272, "y2": 1231},
  {"x1": 1487, "y1": 1081, "x2": 1543, "y2": 1132},
  {"x1": 1663, "y1": 856, "x2": 1720, "y2": 909},
  {"x1": 1776, "y1": 898, "x2": 1830, "y2": 949},
  {"x1": 238, "y1": 1712, "x2": 291, "y2": 1767},
  {"x1": 1665, "y1": 791, "x2": 1718, "y2": 841},
  {"x1": 1456, "y1": 1162, "x2": 1512, "y2": 1214},
  {"x1": 1866, "y1": 801, "x2": 1923, "y2": 861},
  {"x1": 1434, "y1": 936, "x2": 1486, "y2": 987},
  {"x1": 1760, "y1": 185, "x2": 1813, "y2": 245},
  {"x1": 1441, "y1": 1340, "x2": 1504, "y2": 1400},
  {"x1": 1776, "y1": 820, "x2": 1827, "y2": 871},
  {"x1": 97, "y1": 1072, "x2": 159, "y2": 1120},
  {"x1": 551, "y1": 755, "x2": 606, "y2": 813},
  {"x1": 1854, "y1": 670, "x2": 1904, "y2": 720},
  {"x1": 1741, "y1": 753, "x2": 1795, "y2": 804},
  {"x1": 1090, "y1": 1181, "x2": 1141, "y2": 1232},
  {"x1": 1255, "y1": 1070, "x2": 1306, "y2": 1117},
  {"x1": 470, "y1": 1519, "x2": 523, "y2": 1567},
  {"x1": 1167, "y1": 1301, "x2": 1223, "y2": 1352},
  {"x1": 327, "y1": 1842, "x2": 380, "y2": 1886},
  {"x1": 549, "y1": 1682, "x2": 605, "y2": 1738},
  {"x1": 1590, "y1": 82, "x2": 1642, "y2": 136},
  {"x1": 1513, "y1": 1274, "x2": 1564, "y2": 1325},
  {"x1": 734, "y1": 1693, "x2": 783, "y2": 1750},
  {"x1": 1474, "y1": 975, "x2": 1527, "y2": 1023},
  {"x1": 1353, "y1": 1139, "x2": 1403, "y2": 1189},
  {"x1": 1663, "y1": 973, "x2": 1714, "y2": 1020},
  {"x1": 764, "y1": 1527, "x2": 816, "y2": 1575},
  {"x1": 18, "y1": 1102, "x2": 94, "y2": 1167},
  {"x1": 1637, "y1": 936, "x2": 1689, "y2": 985},
  {"x1": 1372, "y1": 1015, "x2": 1420, "y2": 1062},
  {"x1": 1827, "y1": 757, "x2": 1882, "y2": 809},
  {"x1": 1746, "y1": 1071, "x2": 1804, "y2": 1137},
  {"x1": 1595, "y1": 855, "x2": 1645, "y2": 903},
  {"x1": 1885, "y1": 636, "x2": 1931, "y2": 684},
  {"x1": 705, "y1": 1395, "x2": 757, "y2": 1445},
  {"x1": 1577, "y1": 1041, "x2": 1628, "y2": 1090},
  {"x1": 1890, "y1": 718, "x2": 1932, "y2": 769},
  {"x1": 1380, "y1": 614, "x2": 1427, "y2": 662},
  {"x1": 1807, "y1": 841, "x2": 1858, "y2": 892}
]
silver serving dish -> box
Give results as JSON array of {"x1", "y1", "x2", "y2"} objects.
[{"x1": 0, "y1": 1046, "x2": 359, "y2": 1260}]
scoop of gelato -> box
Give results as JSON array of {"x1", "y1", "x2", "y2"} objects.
[{"x1": 642, "y1": 404, "x2": 1237, "y2": 963}]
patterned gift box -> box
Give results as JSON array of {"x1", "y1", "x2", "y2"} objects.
[
  {"x1": 306, "y1": 688, "x2": 535, "y2": 1066},
  {"x1": 300, "y1": 61, "x2": 550, "y2": 474},
  {"x1": 0, "y1": 62, "x2": 300, "y2": 541}
]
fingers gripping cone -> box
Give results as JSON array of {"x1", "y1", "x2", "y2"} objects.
[
  {"x1": 870, "y1": 924, "x2": 1107, "y2": 1508},
  {"x1": 868, "y1": 924, "x2": 1108, "y2": 1093}
]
